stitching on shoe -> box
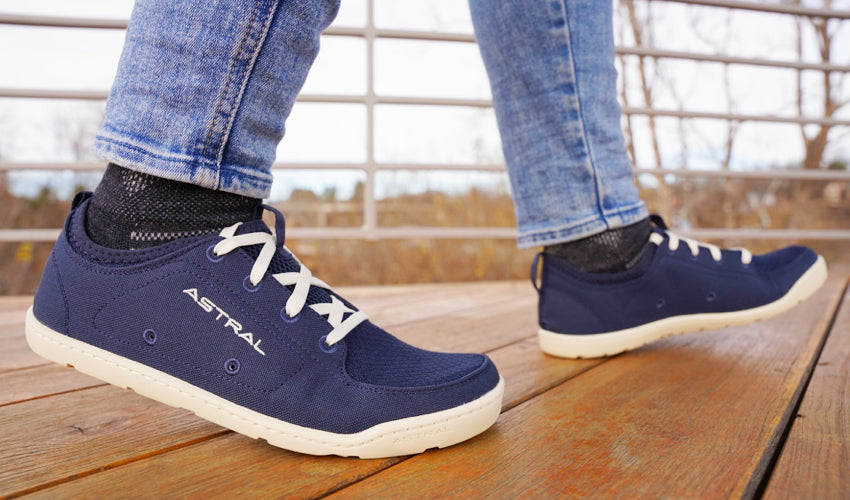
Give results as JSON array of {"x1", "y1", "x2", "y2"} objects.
[{"x1": 51, "y1": 255, "x2": 71, "y2": 335}]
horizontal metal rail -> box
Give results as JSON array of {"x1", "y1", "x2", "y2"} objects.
[
  {"x1": 2, "y1": 88, "x2": 849, "y2": 128},
  {"x1": 0, "y1": 13, "x2": 126, "y2": 29},
  {"x1": 621, "y1": 107, "x2": 850, "y2": 127},
  {"x1": 3, "y1": 226, "x2": 850, "y2": 244},
  {"x1": 664, "y1": 0, "x2": 850, "y2": 19},
  {"x1": 634, "y1": 167, "x2": 850, "y2": 181},
  {"x1": 1, "y1": 19, "x2": 848, "y2": 74},
  {"x1": 617, "y1": 46, "x2": 850, "y2": 73},
  {"x1": 1, "y1": 1, "x2": 848, "y2": 29},
  {"x1": 4, "y1": 161, "x2": 850, "y2": 181}
]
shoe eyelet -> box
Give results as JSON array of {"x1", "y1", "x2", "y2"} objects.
[
  {"x1": 206, "y1": 244, "x2": 225, "y2": 263},
  {"x1": 142, "y1": 329, "x2": 157, "y2": 345},
  {"x1": 656, "y1": 298, "x2": 666, "y2": 309},
  {"x1": 242, "y1": 275, "x2": 262, "y2": 292},
  {"x1": 224, "y1": 358, "x2": 241, "y2": 375},
  {"x1": 319, "y1": 335, "x2": 337, "y2": 354},
  {"x1": 280, "y1": 308, "x2": 300, "y2": 323},
  {"x1": 706, "y1": 291, "x2": 717, "y2": 302}
]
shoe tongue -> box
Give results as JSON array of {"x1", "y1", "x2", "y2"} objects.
[
  {"x1": 234, "y1": 219, "x2": 270, "y2": 236},
  {"x1": 235, "y1": 219, "x2": 333, "y2": 307}
]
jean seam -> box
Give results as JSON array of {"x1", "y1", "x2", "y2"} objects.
[
  {"x1": 200, "y1": 1, "x2": 259, "y2": 167},
  {"x1": 600, "y1": 200, "x2": 647, "y2": 218},
  {"x1": 96, "y1": 131, "x2": 203, "y2": 164},
  {"x1": 214, "y1": 2, "x2": 282, "y2": 175},
  {"x1": 518, "y1": 201, "x2": 647, "y2": 247},
  {"x1": 94, "y1": 135, "x2": 272, "y2": 185},
  {"x1": 558, "y1": 0, "x2": 610, "y2": 232},
  {"x1": 200, "y1": 0, "x2": 279, "y2": 179}
]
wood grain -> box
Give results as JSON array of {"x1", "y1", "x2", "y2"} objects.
[
  {"x1": 1, "y1": 277, "x2": 845, "y2": 499},
  {"x1": 0, "y1": 300, "x2": 46, "y2": 373},
  {"x1": 353, "y1": 281, "x2": 532, "y2": 331},
  {"x1": 0, "y1": 364, "x2": 105, "y2": 406},
  {"x1": 0, "y1": 282, "x2": 541, "y2": 497},
  {"x1": 0, "y1": 336, "x2": 46, "y2": 373},
  {"x1": 19, "y1": 329, "x2": 600, "y2": 499},
  {"x1": 24, "y1": 433, "x2": 404, "y2": 500},
  {"x1": 326, "y1": 278, "x2": 844, "y2": 499},
  {"x1": 0, "y1": 296, "x2": 33, "y2": 314},
  {"x1": 764, "y1": 284, "x2": 850, "y2": 499},
  {"x1": 388, "y1": 291, "x2": 538, "y2": 353},
  {"x1": 0, "y1": 386, "x2": 222, "y2": 498}
]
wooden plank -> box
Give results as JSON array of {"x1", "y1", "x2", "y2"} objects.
[
  {"x1": 0, "y1": 336, "x2": 46, "y2": 373},
  {"x1": 0, "y1": 364, "x2": 105, "y2": 406},
  {"x1": 326, "y1": 278, "x2": 845, "y2": 499},
  {"x1": 489, "y1": 337, "x2": 599, "y2": 411},
  {"x1": 763, "y1": 283, "x2": 850, "y2": 499},
  {"x1": 387, "y1": 291, "x2": 538, "y2": 354},
  {"x1": 0, "y1": 282, "x2": 542, "y2": 497},
  {"x1": 22, "y1": 335, "x2": 601, "y2": 498},
  {"x1": 347, "y1": 281, "x2": 530, "y2": 329},
  {"x1": 0, "y1": 296, "x2": 33, "y2": 314},
  {"x1": 23, "y1": 433, "x2": 405, "y2": 500},
  {"x1": 0, "y1": 299, "x2": 46, "y2": 373},
  {"x1": 0, "y1": 386, "x2": 222, "y2": 498}
]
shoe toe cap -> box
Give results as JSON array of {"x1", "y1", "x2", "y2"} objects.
[{"x1": 753, "y1": 245, "x2": 820, "y2": 295}]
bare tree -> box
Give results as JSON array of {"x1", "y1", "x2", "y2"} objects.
[
  {"x1": 789, "y1": 0, "x2": 850, "y2": 230},
  {"x1": 795, "y1": 1, "x2": 848, "y2": 172},
  {"x1": 619, "y1": 0, "x2": 674, "y2": 220},
  {"x1": 688, "y1": 8, "x2": 743, "y2": 230}
]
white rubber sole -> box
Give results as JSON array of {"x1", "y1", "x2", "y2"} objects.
[
  {"x1": 539, "y1": 256, "x2": 828, "y2": 359},
  {"x1": 25, "y1": 308, "x2": 504, "y2": 458}
]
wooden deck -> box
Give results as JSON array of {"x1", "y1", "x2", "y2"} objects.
[{"x1": 1, "y1": 277, "x2": 848, "y2": 499}]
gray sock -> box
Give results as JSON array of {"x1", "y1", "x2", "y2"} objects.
[
  {"x1": 86, "y1": 164, "x2": 261, "y2": 249},
  {"x1": 544, "y1": 217, "x2": 652, "y2": 273}
]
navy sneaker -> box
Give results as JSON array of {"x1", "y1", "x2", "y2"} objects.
[
  {"x1": 532, "y1": 215, "x2": 828, "y2": 359},
  {"x1": 26, "y1": 193, "x2": 503, "y2": 458}
]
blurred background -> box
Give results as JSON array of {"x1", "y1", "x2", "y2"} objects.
[{"x1": 0, "y1": 0, "x2": 848, "y2": 294}]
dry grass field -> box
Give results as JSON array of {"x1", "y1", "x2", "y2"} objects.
[{"x1": 1, "y1": 174, "x2": 849, "y2": 295}]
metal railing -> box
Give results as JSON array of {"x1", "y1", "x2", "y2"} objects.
[{"x1": 1, "y1": 0, "x2": 849, "y2": 243}]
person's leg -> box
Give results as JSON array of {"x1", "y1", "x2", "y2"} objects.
[
  {"x1": 26, "y1": 0, "x2": 504, "y2": 457},
  {"x1": 469, "y1": 0, "x2": 827, "y2": 358},
  {"x1": 469, "y1": 0, "x2": 650, "y2": 273},
  {"x1": 87, "y1": 0, "x2": 336, "y2": 248}
]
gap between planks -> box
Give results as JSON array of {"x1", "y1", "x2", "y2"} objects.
[
  {"x1": 324, "y1": 277, "x2": 846, "y2": 499},
  {"x1": 0, "y1": 281, "x2": 549, "y2": 497},
  {"x1": 4, "y1": 278, "x2": 845, "y2": 498},
  {"x1": 763, "y1": 279, "x2": 850, "y2": 499}
]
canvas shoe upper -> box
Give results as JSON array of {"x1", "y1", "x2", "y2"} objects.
[
  {"x1": 533, "y1": 215, "x2": 827, "y2": 359},
  {"x1": 26, "y1": 192, "x2": 503, "y2": 458}
]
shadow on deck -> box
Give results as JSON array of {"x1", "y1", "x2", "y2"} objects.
[{"x1": 1, "y1": 277, "x2": 848, "y2": 499}]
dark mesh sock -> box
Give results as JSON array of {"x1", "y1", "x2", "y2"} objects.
[
  {"x1": 85, "y1": 163, "x2": 261, "y2": 249},
  {"x1": 544, "y1": 217, "x2": 652, "y2": 273}
]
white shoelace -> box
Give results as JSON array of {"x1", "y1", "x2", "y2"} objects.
[
  {"x1": 211, "y1": 222, "x2": 368, "y2": 347},
  {"x1": 649, "y1": 230, "x2": 752, "y2": 264}
]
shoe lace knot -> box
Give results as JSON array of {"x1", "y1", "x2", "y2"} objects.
[{"x1": 210, "y1": 205, "x2": 367, "y2": 347}]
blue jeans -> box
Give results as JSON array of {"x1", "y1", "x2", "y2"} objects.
[{"x1": 93, "y1": 0, "x2": 647, "y2": 248}]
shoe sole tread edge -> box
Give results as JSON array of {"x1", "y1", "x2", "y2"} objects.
[
  {"x1": 24, "y1": 308, "x2": 504, "y2": 459},
  {"x1": 538, "y1": 256, "x2": 828, "y2": 359}
]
